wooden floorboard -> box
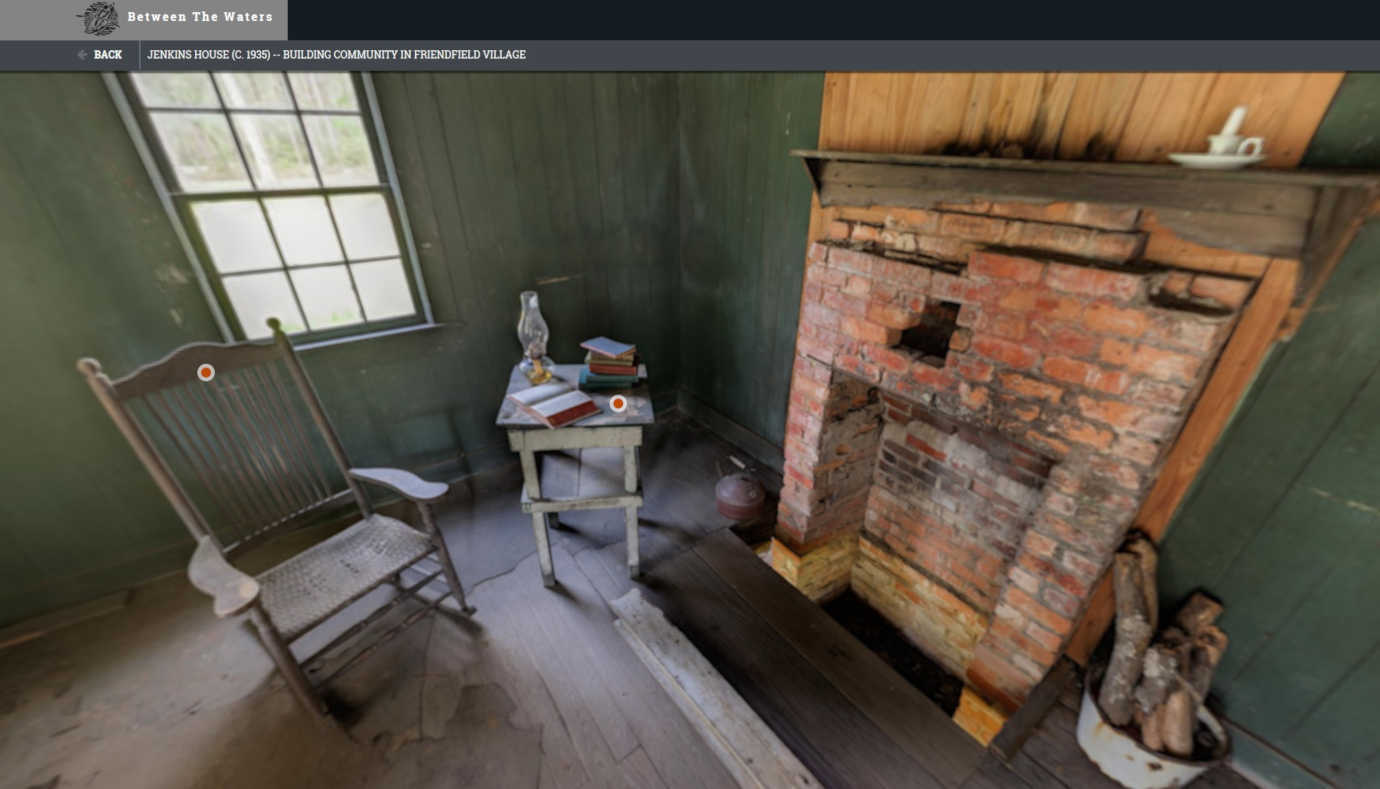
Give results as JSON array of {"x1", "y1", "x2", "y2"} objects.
[
  {"x1": 640, "y1": 543, "x2": 946, "y2": 789},
  {"x1": 691, "y1": 529, "x2": 985, "y2": 788}
]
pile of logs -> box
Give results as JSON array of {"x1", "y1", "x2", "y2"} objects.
[{"x1": 1096, "y1": 534, "x2": 1229, "y2": 758}]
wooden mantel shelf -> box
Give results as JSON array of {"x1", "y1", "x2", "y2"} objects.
[{"x1": 791, "y1": 148, "x2": 1380, "y2": 308}]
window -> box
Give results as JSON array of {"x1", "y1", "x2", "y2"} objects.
[{"x1": 116, "y1": 72, "x2": 428, "y2": 342}]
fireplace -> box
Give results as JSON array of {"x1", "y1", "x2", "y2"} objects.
[{"x1": 770, "y1": 201, "x2": 1247, "y2": 722}]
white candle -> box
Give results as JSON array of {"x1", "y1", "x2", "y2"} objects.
[{"x1": 1221, "y1": 105, "x2": 1248, "y2": 137}]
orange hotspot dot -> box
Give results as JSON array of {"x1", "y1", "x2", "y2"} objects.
[
  {"x1": 197, "y1": 363, "x2": 215, "y2": 382},
  {"x1": 610, "y1": 395, "x2": 628, "y2": 413}
]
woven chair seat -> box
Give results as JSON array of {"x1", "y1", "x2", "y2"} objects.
[{"x1": 257, "y1": 514, "x2": 435, "y2": 640}]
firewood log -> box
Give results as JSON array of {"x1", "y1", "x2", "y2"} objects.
[
  {"x1": 1124, "y1": 536, "x2": 1159, "y2": 632},
  {"x1": 1099, "y1": 553, "x2": 1152, "y2": 726},
  {"x1": 1134, "y1": 645, "x2": 1178, "y2": 750},
  {"x1": 1161, "y1": 687, "x2": 1195, "y2": 757},
  {"x1": 1174, "y1": 592, "x2": 1222, "y2": 635},
  {"x1": 1161, "y1": 625, "x2": 1229, "y2": 757}
]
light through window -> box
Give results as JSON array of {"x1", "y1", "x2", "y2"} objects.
[{"x1": 122, "y1": 72, "x2": 424, "y2": 342}]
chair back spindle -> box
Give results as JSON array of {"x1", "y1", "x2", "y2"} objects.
[{"x1": 78, "y1": 323, "x2": 367, "y2": 554}]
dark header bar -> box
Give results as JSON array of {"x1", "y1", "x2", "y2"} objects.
[{"x1": 5, "y1": 40, "x2": 1380, "y2": 72}]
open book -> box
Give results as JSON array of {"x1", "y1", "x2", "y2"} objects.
[{"x1": 506, "y1": 381, "x2": 600, "y2": 428}]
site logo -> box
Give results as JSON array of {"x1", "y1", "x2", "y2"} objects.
[{"x1": 76, "y1": 2, "x2": 120, "y2": 36}]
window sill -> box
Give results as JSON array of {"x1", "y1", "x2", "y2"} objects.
[{"x1": 296, "y1": 322, "x2": 444, "y2": 351}]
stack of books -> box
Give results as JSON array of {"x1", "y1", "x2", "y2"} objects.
[{"x1": 579, "y1": 336, "x2": 641, "y2": 391}]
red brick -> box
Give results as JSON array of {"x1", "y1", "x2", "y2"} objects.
[
  {"x1": 1044, "y1": 262, "x2": 1143, "y2": 302},
  {"x1": 1026, "y1": 531, "x2": 1059, "y2": 558},
  {"x1": 997, "y1": 372, "x2": 1063, "y2": 402},
  {"x1": 1126, "y1": 379, "x2": 1192, "y2": 410},
  {"x1": 867, "y1": 301, "x2": 919, "y2": 329},
  {"x1": 843, "y1": 275, "x2": 871, "y2": 298},
  {"x1": 1027, "y1": 317, "x2": 1099, "y2": 358},
  {"x1": 939, "y1": 212, "x2": 1008, "y2": 244},
  {"x1": 879, "y1": 229, "x2": 917, "y2": 252},
  {"x1": 1145, "y1": 312, "x2": 1229, "y2": 354},
  {"x1": 850, "y1": 223, "x2": 880, "y2": 243},
  {"x1": 1121, "y1": 343, "x2": 1203, "y2": 384},
  {"x1": 799, "y1": 302, "x2": 839, "y2": 332},
  {"x1": 1052, "y1": 415, "x2": 1114, "y2": 450},
  {"x1": 1190, "y1": 275, "x2": 1253, "y2": 309},
  {"x1": 1074, "y1": 395, "x2": 1146, "y2": 431},
  {"x1": 795, "y1": 333, "x2": 835, "y2": 365},
  {"x1": 1084, "y1": 231, "x2": 1145, "y2": 262},
  {"x1": 997, "y1": 287, "x2": 1083, "y2": 321},
  {"x1": 1083, "y1": 303, "x2": 1150, "y2": 338},
  {"x1": 865, "y1": 344, "x2": 913, "y2": 374},
  {"x1": 980, "y1": 310, "x2": 1029, "y2": 341},
  {"x1": 835, "y1": 353, "x2": 882, "y2": 383},
  {"x1": 794, "y1": 354, "x2": 832, "y2": 384},
  {"x1": 949, "y1": 328, "x2": 973, "y2": 352},
  {"x1": 1098, "y1": 338, "x2": 1133, "y2": 366},
  {"x1": 1003, "y1": 221, "x2": 1095, "y2": 257},
  {"x1": 908, "y1": 362, "x2": 957, "y2": 392},
  {"x1": 915, "y1": 234, "x2": 981, "y2": 263},
  {"x1": 972, "y1": 336, "x2": 1040, "y2": 370},
  {"x1": 969, "y1": 251, "x2": 1046, "y2": 284},
  {"x1": 960, "y1": 383, "x2": 990, "y2": 411},
  {"x1": 805, "y1": 264, "x2": 847, "y2": 289},
  {"x1": 1006, "y1": 587, "x2": 1074, "y2": 636},
  {"x1": 1040, "y1": 584, "x2": 1081, "y2": 618},
  {"x1": 930, "y1": 272, "x2": 1002, "y2": 304},
  {"x1": 1024, "y1": 431, "x2": 1070, "y2": 459},
  {"x1": 821, "y1": 289, "x2": 868, "y2": 318},
  {"x1": 1042, "y1": 356, "x2": 1095, "y2": 387},
  {"x1": 1025, "y1": 621, "x2": 1066, "y2": 652},
  {"x1": 1115, "y1": 435, "x2": 1161, "y2": 466},
  {"x1": 873, "y1": 257, "x2": 933, "y2": 289},
  {"x1": 827, "y1": 220, "x2": 851, "y2": 240},
  {"x1": 1088, "y1": 457, "x2": 1143, "y2": 492},
  {"x1": 1158, "y1": 270, "x2": 1193, "y2": 298},
  {"x1": 807, "y1": 242, "x2": 830, "y2": 264},
  {"x1": 950, "y1": 352, "x2": 994, "y2": 383},
  {"x1": 830, "y1": 247, "x2": 881, "y2": 276},
  {"x1": 883, "y1": 207, "x2": 941, "y2": 234},
  {"x1": 801, "y1": 282, "x2": 824, "y2": 304},
  {"x1": 784, "y1": 463, "x2": 816, "y2": 489},
  {"x1": 956, "y1": 304, "x2": 980, "y2": 328}
]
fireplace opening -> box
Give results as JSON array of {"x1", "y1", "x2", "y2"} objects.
[
  {"x1": 823, "y1": 589, "x2": 965, "y2": 714},
  {"x1": 897, "y1": 300, "x2": 960, "y2": 366}
]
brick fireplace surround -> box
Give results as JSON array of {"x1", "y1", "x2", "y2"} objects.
[{"x1": 767, "y1": 202, "x2": 1250, "y2": 736}]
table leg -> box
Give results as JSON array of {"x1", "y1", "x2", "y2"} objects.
[
  {"x1": 518, "y1": 446, "x2": 554, "y2": 587},
  {"x1": 623, "y1": 444, "x2": 639, "y2": 577},
  {"x1": 624, "y1": 505, "x2": 640, "y2": 578},
  {"x1": 531, "y1": 511, "x2": 555, "y2": 587}
]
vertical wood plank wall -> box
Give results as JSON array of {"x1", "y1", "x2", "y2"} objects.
[{"x1": 677, "y1": 74, "x2": 824, "y2": 450}]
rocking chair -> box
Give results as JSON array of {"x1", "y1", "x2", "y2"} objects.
[{"x1": 77, "y1": 318, "x2": 471, "y2": 716}]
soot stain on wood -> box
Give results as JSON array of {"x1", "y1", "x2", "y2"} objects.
[{"x1": 821, "y1": 590, "x2": 964, "y2": 716}]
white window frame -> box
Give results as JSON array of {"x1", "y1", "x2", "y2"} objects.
[{"x1": 104, "y1": 72, "x2": 434, "y2": 347}]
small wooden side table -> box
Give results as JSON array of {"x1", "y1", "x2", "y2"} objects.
[{"x1": 496, "y1": 363, "x2": 654, "y2": 587}]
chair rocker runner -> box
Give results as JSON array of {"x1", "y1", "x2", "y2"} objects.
[{"x1": 78, "y1": 318, "x2": 471, "y2": 717}]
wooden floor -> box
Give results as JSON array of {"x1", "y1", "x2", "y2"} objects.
[{"x1": 0, "y1": 417, "x2": 1257, "y2": 788}]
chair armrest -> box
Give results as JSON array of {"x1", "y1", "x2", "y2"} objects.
[
  {"x1": 187, "y1": 537, "x2": 260, "y2": 618},
  {"x1": 349, "y1": 467, "x2": 449, "y2": 503}
]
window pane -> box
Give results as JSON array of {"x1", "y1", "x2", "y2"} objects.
[
  {"x1": 191, "y1": 200, "x2": 280, "y2": 273},
  {"x1": 132, "y1": 73, "x2": 219, "y2": 109},
  {"x1": 352, "y1": 259, "x2": 414, "y2": 321},
  {"x1": 263, "y1": 197, "x2": 342, "y2": 265},
  {"x1": 150, "y1": 113, "x2": 251, "y2": 192},
  {"x1": 303, "y1": 116, "x2": 378, "y2": 186},
  {"x1": 288, "y1": 73, "x2": 358, "y2": 111},
  {"x1": 231, "y1": 114, "x2": 317, "y2": 189},
  {"x1": 290, "y1": 266, "x2": 362, "y2": 330},
  {"x1": 329, "y1": 194, "x2": 399, "y2": 259},
  {"x1": 223, "y1": 272, "x2": 305, "y2": 339},
  {"x1": 214, "y1": 73, "x2": 293, "y2": 110}
]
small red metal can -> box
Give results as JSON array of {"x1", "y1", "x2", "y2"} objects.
[{"x1": 715, "y1": 472, "x2": 766, "y2": 521}]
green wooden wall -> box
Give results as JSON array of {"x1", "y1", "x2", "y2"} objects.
[
  {"x1": 676, "y1": 73, "x2": 824, "y2": 456},
  {"x1": 0, "y1": 73, "x2": 681, "y2": 626},
  {"x1": 1158, "y1": 73, "x2": 1380, "y2": 789}
]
